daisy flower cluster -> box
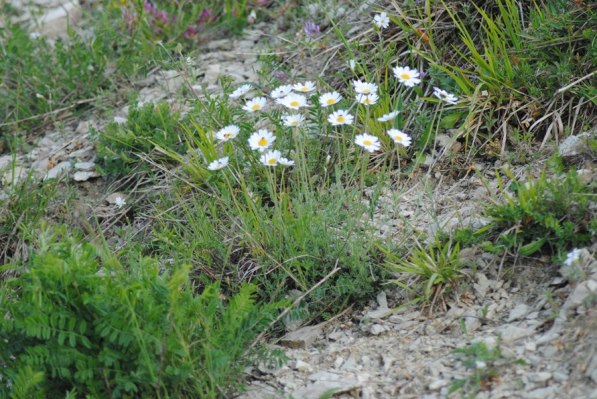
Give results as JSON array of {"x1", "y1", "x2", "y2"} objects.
[{"x1": 204, "y1": 64, "x2": 460, "y2": 171}]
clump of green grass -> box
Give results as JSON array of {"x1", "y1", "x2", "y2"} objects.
[
  {"x1": 0, "y1": 24, "x2": 109, "y2": 150},
  {"x1": 0, "y1": 170, "x2": 58, "y2": 264},
  {"x1": 0, "y1": 225, "x2": 283, "y2": 398},
  {"x1": 379, "y1": 237, "x2": 465, "y2": 311}
]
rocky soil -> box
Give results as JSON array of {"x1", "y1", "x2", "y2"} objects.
[{"x1": 2, "y1": 2, "x2": 596, "y2": 398}]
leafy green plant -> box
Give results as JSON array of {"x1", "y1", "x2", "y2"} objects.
[
  {"x1": 380, "y1": 237, "x2": 464, "y2": 310},
  {"x1": 484, "y1": 167, "x2": 594, "y2": 258},
  {"x1": 0, "y1": 226, "x2": 282, "y2": 398}
]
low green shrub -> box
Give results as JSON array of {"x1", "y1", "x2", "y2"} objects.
[
  {"x1": 97, "y1": 101, "x2": 185, "y2": 174},
  {"x1": 484, "y1": 167, "x2": 594, "y2": 258},
  {"x1": 0, "y1": 227, "x2": 282, "y2": 398}
]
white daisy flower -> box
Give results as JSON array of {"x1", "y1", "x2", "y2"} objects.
[
  {"x1": 319, "y1": 91, "x2": 343, "y2": 107},
  {"x1": 215, "y1": 125, "x2": 240, "y2": 142},
  {"x1": 353, "y1": 80, "x2": 378, "y2": 95},
  {"x1": 373, "y1": 12, "x2": 390, "y2": 29},
  {"x1": 242, "y1": 96, "x2": 267, "y2": 113},
  {"x1": 248, "y1": 129, "x2": 276, "y2": 152},
  {"x1": 276, "y1": 93, "x2": 308, "y2": 110},
  {"x1": 433, "y1": 87, "x2": 459, "y2": 105},
  {"x1": 355, "y1": 133, "x2": 381, "y2": 152},
  {"x1": 328, "y1": 110, "x2": 354, "y2": 126},
  {"x1": 271, "y1": 84, "x2": 293, "y2": 99},
  {"x1": 114, "y1": 196, "x2": 126, "y2": 208},
  {"x1": 377, "y1": 110, "x2": 399, "y2": 122},
  {"x1": 392, "y1": 66, "x2": 421, "y2": 87},
  {"x1": 356, "y1": 93, "x2": 379, "y2": 106},
  {"x1": 260, "y1": 150, "x2": 282, "y2": 166},
  {"x1": 228, "y1": 84, "x2": 252, "y2": 99},
  {"x1": 279, "y1": 156, "x2": 295, "y2": 166},
  {"x1": 387, "y1": 129, "x2": 412, "y2": 147},
  {"x1": 293, "y1": 81, "x2": 317, "y2": 93},
  {"x1": 207, "y1": 156, "x2": 230, "y2": 171},
  {"x1": 282, "y1": 114, "x2": 305, "y2": 127}
]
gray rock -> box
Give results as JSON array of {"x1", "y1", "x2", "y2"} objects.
[
  {"x1": 45, "y1": 161, "x2": 71, "y2": 180},
  {"x1": 292, "y1": 360, "x2": 313, "y2": 373},
  {"x1": 474, "y1": 273, "x2": 492, "y2": 298},
  {"x1": 497, "y1": 324, "x2": 535, "y2": 343},
  {"x1": 236, "y1": 382, "x2": 279, "y2": 399},
  {"x1": 73, "y1": 170, "x2": 100, "y2": 182},
  {"x1": 74, "y1": 161, "x2": 95, "y2": 171},
  {"x1": 68, "y1": 146, "x2": 94, "y2": 159},
  {"x1": 558, "y1": 132, "x2": 592, "y2": 157},
  {"x1": 527, "y1": 386, "x2": 558, "y2": 399},
  {"x1": 307, "y1": 370, "x2": 342, "y2": 382},
  {"x1": 39, "y1": 1, "x2": 82, "y2": 38},
  {"x1": 291, "y1": 380, "x2": 361, "y2": 399},
  {"x1": 577, "y1": 168, "x2": 595, "y2": 185},
  {"x1": 428, "y1": 379, "x2": 450, "y2": 390},
  {"x1": 507, "y1": 303, "x2": 529, "y2": 322},
  {"x1": 588, "y1": 352, "x2": 597, "y2": 383},
  {"x1": 565, "y1": 280, "x2": 597, "y2": 310},
  {"x1": 369, "y1": 324, "x2": 388, "y2": 336},
  {"x1": 279, "y1": 323, "x2": 324, "y2": 349},
  {"x1": 528, "y1": 372, "x2": 552, "y2": 383}
]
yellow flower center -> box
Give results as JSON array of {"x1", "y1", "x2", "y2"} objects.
[
  {"x1": 268, "y1": 158, "x2": 277, "y2": 165},
  {"x1": 363, "y1": 98, "x2": 371, "y2": 104},
  {"x1": 337, "y1": 116, "x2": 345, "y2": 123},
  {"x1": 326, "y1": 98, "x2": 336, "y2": 105},
  {"x1": 363, "y1": 140, "x2": 372, "y2": 146},
  {"x1": 290, "y1": 101, "x2": 300, "y2": 107},
  {"x1": 362, "y1": 88, "x2": 370, "y2": 94},
  {"x1": 251, "y1": 103, "x2": 261, "y2": 110},
  {"x1": 394, "y1": 135, "x2": 403, "y2": 142},
  {"x1": 258, "y1": 138, "x2": 268, "y2": 146},
  {"x1": 400, "y1": 73, "x2": 411, "y2": 80},
  {"x1": 291, "y1": 121, "x2": 298, "y2": 126},
  {"x1": 224, "y1": 133, "x2": 232, "y2": 138}
]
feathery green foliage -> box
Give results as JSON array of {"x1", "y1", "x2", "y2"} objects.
[{"x1": 0, "y1": 226, "x2": 282, "y2": 398}]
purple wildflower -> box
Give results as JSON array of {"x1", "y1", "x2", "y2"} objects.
[
  {"x1": 183, "y1": 25, "x2": 198, "y2": 39},
  {"x1": 155, "y1": 10, "x2": 168, "y2": 24},
  {"x1": 198, "y1": 8, "x2": 215, "y2": 25},
  {"x1": 272, "y1": 70, "x2": 287, "y2": 81},
  {"x1": 143, "y1": 0, "x2": 156, "y2": 14},
  {"x1": 304, "y1": 20, "x2": 320, "y2": 39}
]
